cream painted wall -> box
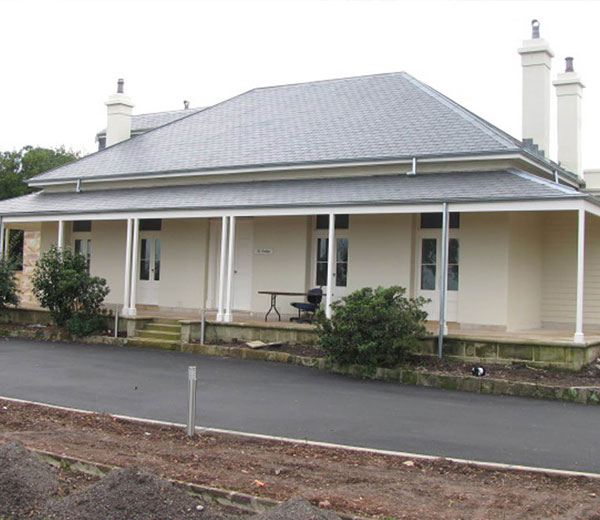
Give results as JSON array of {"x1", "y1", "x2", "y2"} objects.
[
  {"x1": 506, "y1": 212, "x2": 543, "y2": 331},
  {"x1": 541, "y1": 212, "x2": 576, "y2": 326},
  {"x1": 541, "y1": 211, "x2": 600, "y2": 328},
  {"x1": 457, "y1": 212, "x2": 509, "y2": 327},
  {"x1": 85, "y1": 220, "x2": 126, "y2": 305},
  {"x1": 343, "y1": 214, "x2": 412, "y2": 292},
  {"x1": 40, "y1": 222, "x2": 58, "y2": 253},
  {"x1": 251, "y1": 216, "x2": 310, "y2": 315},
  {"x1": 160, "y1": 218, "x2": 208, "y2": 309}
]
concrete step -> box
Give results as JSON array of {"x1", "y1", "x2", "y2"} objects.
[
  {"x1": 126, "y1": 337, "x2": 180, "y2": 351},
  {"x1": 145, "y1": 323, "x2": 181, "y2": 333},
  {"x1": 137, "y1": 329, "x2": 181, "y2": 341}
]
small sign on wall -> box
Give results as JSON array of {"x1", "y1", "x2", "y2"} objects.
[{"x1": 255, "y1": 248, "x2": 273, "y2": 255}]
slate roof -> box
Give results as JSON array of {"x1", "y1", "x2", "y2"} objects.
[
  {"x1": 1, "y1": 170, "x2": 585, "y2": 217},
  {"x1": 96, "y1": 107, "x2": 204, "y2": 137},
  {"x1": 32, "y1": 72, "x2": 529, "y2": 184}
]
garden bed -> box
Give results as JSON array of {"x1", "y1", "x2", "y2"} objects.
[{"x1": 1, "y1": 398, "x2": 599, "y2": 519}]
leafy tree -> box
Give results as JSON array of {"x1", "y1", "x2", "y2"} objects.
[
  {"x1": 32, "y1": 246, "x2": 110, "y2": 336},
  {"x1": 0, "y1": 146, "x2": 80, "y2": 200},
  {"x1": 314, "y1": 286, "x2": 429, "y2": 368}
]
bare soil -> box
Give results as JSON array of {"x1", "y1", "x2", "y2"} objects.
[{"x1": 1, "y1": 398, "x2": 600, "y2": 519}]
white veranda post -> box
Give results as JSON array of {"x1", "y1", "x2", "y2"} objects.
[
  {"x1": 129, "y1": 218, "x2": 140, "y2": 316},
  {"x1": 224, "y1": 216, "x2": 236, "y2": 323},
  {"x1": 216, "y1": 216, "x2": 228, "y2": 322},
  {"x1": 57, "y1": 220, "x2": 65, "y2": 250},
  {"x1": 437, "y1": 203, "x2": 450, "y2": 358},
  {"x1": 574, "y1": 209, "x2": 585, "y2": 343},
  {"x1": 325, "y1": 213, "x2": 335, "y2": 319},
  {"x1": 122, "y1": 218, "x2": 134, "y2": 316}
]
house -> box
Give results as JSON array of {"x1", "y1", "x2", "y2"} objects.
[{"x1": 1, "y1": 20, "x2": 599, "y2": 356}]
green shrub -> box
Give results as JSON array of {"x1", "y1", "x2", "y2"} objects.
[
  {"x1": 32, "y1": 245, "x2": 109, "y2": 336},
  {"x1": 0, "y1": 258, "x2": 19, "y2": 309},
  {"x1": 314, "y1": 286, "x2": 429, "y2": 368}
]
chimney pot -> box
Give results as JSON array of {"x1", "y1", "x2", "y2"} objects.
[
  {"x1": 184, "y1": 100, "x2": 190, "y2": 109},
  {"x1": 531, "y1": 19, "x2": 540, "y2": 39},
  {"x1": 565, "y1": 57, "x2": 574, "y2": 72},
  {"x1": 117, "y1": 78, "x2": 124, "y2": 94}
]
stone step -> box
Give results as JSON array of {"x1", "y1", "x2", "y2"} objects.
[
  {"x1": 152, "y1": 318, "x2": 181, "y2": 326},
  {"x1": 137, "y1": 329, "x2": 181, "y2": 341},
  {"x1": 145, "y1": 323, "x2": 181, "y2": 333},
  {"x1": 126, "y1": 337, "x2": 180, "y2": 351}
]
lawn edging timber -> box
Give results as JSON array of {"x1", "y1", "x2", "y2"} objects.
[
  {"x1": 2, "y1": 326, "x2": 599, "y2": 406},
  {"x1": 34, "y1": 448, "x2": 370, "y2": 520}
]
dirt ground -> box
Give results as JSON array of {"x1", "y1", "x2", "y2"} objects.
[{"x1": 1, "y1": 398, "x2": 600, "y2": 519}]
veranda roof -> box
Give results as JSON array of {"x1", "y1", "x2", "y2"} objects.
[{"x1": 0, "y1": 170, "x2": 587, "y2": 219}]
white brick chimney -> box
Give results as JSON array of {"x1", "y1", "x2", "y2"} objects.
[
  {"x1": 105, "y1": 78, "x2": 134, "y2": 147},
  {"x1": 553, "y1": 57, "x2": 585, "y2": 178},
  {"x1": 518, "y1": 20, "x2": 554, "y2": 157}
]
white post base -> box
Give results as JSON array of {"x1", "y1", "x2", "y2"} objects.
[
  {"x1": 121, "y1": 307, "x2": 132, "y2": 316},
  {"x1": 216, "y1": 313, "x2": 224, "y2": 322},
  {"x1": 573, "y1": 332, "x2": 585, "y2": 344},
  {"x1": 224, "y1": 313, "x2": 233, "y2": 323},
  {"x1": 443, "y1": 324, "x2": 448, "y2": 336}
]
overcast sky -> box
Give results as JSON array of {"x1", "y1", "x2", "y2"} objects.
[{"x1": 2, "y1": 0, "x2": 599, "y2": 170}]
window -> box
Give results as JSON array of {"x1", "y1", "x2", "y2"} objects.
[
  {"x1": 139, "y1": 238, "x2": 161, "y2": 281},
  {"x1": 8, "y1": 230, "x2": 23, "y2": 271},
  {"x1": 73, "y1": 221, "x2": 92, "y2": 232},
  {"x1": 316, "y1": 214, "x2": 349, "y2": 229},
  {"x1": 420, "y1": 238, "x2": 436, "y2": 290},
  {"x1": 316, "y1": 237, "x2": 348, "y2": 287},
  {"x1": 74, "y1": 239, "x2": 91, "y2": 273},
  {"x1": 140, "y1": 219, "x2": 162, "y2": 231},
  {"x1": 420, "y1": 213, "x2": 460, "y2": 229},
  {"x1": 448, "y1": 239, "x2": 459, "y2": 291}
]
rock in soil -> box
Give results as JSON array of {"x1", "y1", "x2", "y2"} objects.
[
  {"x1": 39, "y1": 466, "x2": 230, "y2": 520},
  {"x1": 250, "y1": 498, "x2": 342, "y2": 520},
  {"x1": 0, "y1": 440, "x2": 58, "y2": 519}
]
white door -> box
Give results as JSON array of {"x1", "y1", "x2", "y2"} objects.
[
  {"x1": 137, "y1": 232, "x2": 161, "y2": 305},
  {"x1": 233, "y1": 221, "x2": 253, "y2": 311},
  {"x1": 313, "y1": 235, "x2": 349, "y2": 300},
  {"x1": 417, "y1": 233, "x2": 459, "y2": 322}
]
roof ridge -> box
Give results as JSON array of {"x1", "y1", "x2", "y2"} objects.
[
  {"x1": 400, "y1": 73, "x2": 521, "y2": 151},
  {"x1": 249, "y1": 71, "x2": 408, "y2": 93}
]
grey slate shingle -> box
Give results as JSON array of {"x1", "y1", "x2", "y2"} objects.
[
  {"x1": 0, "y1": 171, "x2": 584, "y2": 217},
  {"x1": 32, "y1": 72, "x2": 525, "y2": 183}
]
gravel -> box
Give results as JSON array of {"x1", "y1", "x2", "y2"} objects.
[
  {"x1": 0, "y1": 441, "x2": 58, "y2": 519},
  {"x1": 39, "y1": 466, "x2": 230, "y2": 520},
  {"x1": 251, "y1": 498, "x2": 342, "y2": 520}
]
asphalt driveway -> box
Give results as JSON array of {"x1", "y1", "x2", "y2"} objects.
[{"x1": 1, "y1": 338, "x2": 599, "y2": 473}]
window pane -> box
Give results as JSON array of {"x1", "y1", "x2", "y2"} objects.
[
  {"x1": 317, "y1": 238, "x2": 328, "y2": 262},
  {"x1": 420, "y1": 213, "x2": 442, "y2": 228},
  {"x1": 140, "y1": 239, "x2": 150, "y2": 280},
  {"x1": 421, "y1": 265, "x2": 436, "y2": 290},
  {"x1": 154, "y1": 239, "x2": 161, "y2": 281},
  {"x1": 139, "y1": 219, "x2": 162, "y2": 231},
  {"x1": 74, "y1": 239, "x2": 82, "y2": 253},
  {"x1": 449, "y1": 239, "x2": 459, "y2": 265},
  {"x1": 420, "y1": 213, "x2": 460, "y2": 229},
  {"x1": 336, "y1": 263, "x2": 347, "y2": 287},
  {"x1": 73, "y1": 220, "x2": 92, "y2": 232},
  {"x1": 450, "y1": 213, "x2": 460, "y2": 229},
  {"x1": 448, "y1": 265, "x2": 459, "y2": 291},
  {"x1": 316, "y1": 262, "x2": 327, "y2": 286},
  {"x1": 316, "y1": 214, "x2": 349, "y2": 229},
  {"x1": 421, "y1": 239, "x2": 436, "y2": 264},
  {"x1": 336, "y1": 238, "x2": 348, "y2": 263}
]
